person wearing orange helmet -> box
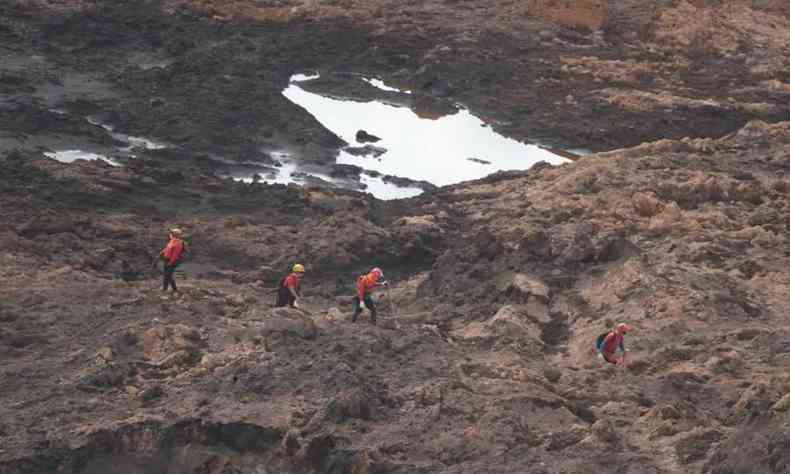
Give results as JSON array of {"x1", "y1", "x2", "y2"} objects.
[
  {"x1": 596, "y1": 323, "x2": 632, "y2": 366},
  {"x1": 351, "y1": 267, "x2": 388, "y2": 324}
]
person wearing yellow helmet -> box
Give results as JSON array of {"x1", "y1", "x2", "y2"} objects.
[{"x1": 276, "y1": 263, "x2": 305, "y2": 308}]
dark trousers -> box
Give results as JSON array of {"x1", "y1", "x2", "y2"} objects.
[
  {"x1": 163, "y1": 263, "x2": 178, "y2": 292},
  {"x1": 351, "y1": 295, "x2": 376, "y2": 323},
  {"x1": 276, "y1": 287, "x2": 296, "y2": 308}
]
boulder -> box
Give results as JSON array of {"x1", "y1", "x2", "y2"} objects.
[
  {"x1": 451, "y1": 305, "x2": 543, "y2": 349},
  {"x1": 96, "y1": 347, "x2": 114, "y2": 362},
  {"x1": 224, "y1": 293, "x2": 247, "y2": 308},
  {"x1": 261, "y1": 308, "x2": 317, "y2": 340},
  {"x1": 591, "y1": 419, "x2": 618, "y2": 444},
  {"x1": 772, "y1": 393, "x2": 790, "y2": 412},
  {"x1": 142, "y1": 324, "x2": 204, "y2": 366},
  {"x1": 632, "y1": 192, "x2": 662, "y2": 217},
  {"x1": 510, "y1": 273, "x2": 551, "y2": 303},
  {"x1": 545, "y1": 425, "x2": 587, "y2": 451},
  {"x1": 327, "y1": 389, "x2": 375, "y2": 421},
  {"x1": 649, "y1": 201, "x2": 683, "y2": 235},
  {"x1": 138, "y1": 385, "x2": 164, "y2": 402},
  {"x1": 330, "y1": 164, "x2": 363, "y2": 180},
  {"x1": 356, "y1": 130, "x2": 381, "y2": 143},
  {"x1": 344, "y1": 144, "x2": 387, "y2": 158},
  {"x1": 468, "y1": 157, "x2": 492, "y2": 165}
]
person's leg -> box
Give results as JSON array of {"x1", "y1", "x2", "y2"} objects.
[
  {"x1": 162, "y1": 264, "x2": 172, "y2": 291},
  {"x1": 170, "y1": 265, "x2": 178, "y2": 292},
  {"x1": 603, "y1": 352, "x2": 619, "y2": 365},
  {"x1": 365, "y1": 296, "x2": 377, "y2": 324},
  {"x1": 276, "y1": 287, "x2": 289, "y2": 307},
  {"x1": 351, "y1": 297, "x2": 362, "y2": 322},
  {"x1": 287, "y1": 292, "x2": 297, "y2": 308}
]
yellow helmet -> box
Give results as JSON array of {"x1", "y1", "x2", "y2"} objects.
[
  {"x1": 293, "y1": 263, "x2": 305, "y2": 273},
  {"x1": 170, "y1": 228, "x2": 183, "y2": 237}
]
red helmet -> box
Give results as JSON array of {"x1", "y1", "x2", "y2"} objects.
[
  {"x1": 616, "y1": 323, "x2": 632, "y2": 334},
  {"x1": 371, "y1": 267, "x2": 383, "y2": 278}
]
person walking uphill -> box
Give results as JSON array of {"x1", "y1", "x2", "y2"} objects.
[
  {"x1": 277, "y1": 264, "x2": 305, "y2": 308},
  {"x1": 596, "y1": 323, "x2": 633, "y2": 366},
  {"x1": 160, "y1": 228, "x2": 187, "y2": 293},
  {"x1": 352, "y1": 267, "x2": 388, "y2": 325}
]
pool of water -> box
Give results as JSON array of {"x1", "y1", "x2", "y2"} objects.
[
  {"x1": 86, "y1": 116, "x2": 168, "y2": 151},
  {"x1": 283, "y1": 74, "x2": 571, "y2": 190},
  {"x1": 44, "y1": 150, "x2": 119, "y2": 166},
  {"x1": 233, "y1": 152, "x2": 423, "y2": 199},
  {"x1": 42, "y1": 114, "x2": 168, "y2": 166},
  {"x1": 363, "y1": 78, "x2": 412, "y2": 94}
]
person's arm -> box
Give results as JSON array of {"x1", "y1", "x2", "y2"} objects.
[
  {"x1": 161, "y1": 242, "x2": 171, "y2": 262},
  {"x1": 357, "y1": 278, "x2": 366, "y2": 300},
  {"x1": 357, "y1": 278, "x2": 367, "y2": 308},
  {"x1": 619, "y1": 339, "x2": 625, "y2": 353}
]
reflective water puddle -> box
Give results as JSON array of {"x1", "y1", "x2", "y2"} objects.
[
  {"x1": 44, "y1": 150, "x2": 119, "y2": 166},
  {"x1": 233, "y1": 152, "x2": 423, "y2": 199},
  {"x1": 44, "y1": 115, "x2": 168, "y2": 166},
  {"x1": 283, "y1": 74, "x2": 572, "y2": 191},
  {"x1": 86, "y1": 116, "x2": 168, "y2": 151}
]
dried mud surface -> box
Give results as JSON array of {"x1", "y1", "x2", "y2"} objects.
[{"x1": 2, "y1": 1, "x2": 790, "y2": 473}]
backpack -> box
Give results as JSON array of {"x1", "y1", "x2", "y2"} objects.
[{"x1": 595, "y1": 332, "x2": 610, "y2": 352}]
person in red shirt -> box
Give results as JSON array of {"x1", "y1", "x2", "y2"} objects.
[
  {"x1": 596, "y1": 323, "x2": 632, "y2": 366},
  {"x1": 159, "y1": 228, "x2": 187, "y2": 293},
  {"x1": 276, "y1": 264, "x2": 305, "y2": 308},
  {"x1": 351, "y1": 267, "x2": 388, "y2": 324}
]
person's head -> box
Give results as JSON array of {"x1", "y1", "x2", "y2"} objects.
[
  {"x1": 370, "y1": 267, "x2": 383, "y2": 281},
  {"x1": 293, "y1": 263, "x2": 305, "y2": 277},
  {"x1": 170, "y1": 228, "x2": 183, "y2": 239},
  {"x1": 616, "y1": 323, "x2": 632, "y2": 335}
]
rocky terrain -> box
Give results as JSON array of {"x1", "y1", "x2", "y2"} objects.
[{"x1": 2, "y1": 1, "x2": 790, "y2": 473}]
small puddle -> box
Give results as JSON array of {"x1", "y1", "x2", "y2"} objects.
[
  {"x1": 233, "y1": 152, "x2": 422, "y2": 198},
  {"x1": 86, "y1": 116, "x2": 168, "y2": 151},
  {"x1": 363, "y1": 78, "x2": 412, "y2": 94},
  {"x1": 44, "y1": 150, "x2": 119, "y2": 166},
  {"x1": 41, "y1": 115, "x2": 168, "y2": 166},
  {"x1": 282, "y1": 74, "x2": 573, "y2": 196}
]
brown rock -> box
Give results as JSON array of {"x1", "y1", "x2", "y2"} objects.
[
  {"x1": 772, "y1": 393, "x2": 790, "y2": 412},
  {"x1": 225, "y1": 293, "x2": 247, "y2": 307},
  {"x1": 632, "y1": 192, "x2": 662, "y2": 217},
  {"x1": 142, "y1": 324, "x2": 204, "y2": 365},
  {"x1": 591, "y1": 419, "x2": 618, "y2": 444},
  {"x1": 511, "y1": 274, "x2": 551, "y2": 302},
  {"x1": 138, "y1": 385, "x2": 164, "y2": 402},
  {"x1": 261, "y1": 308, "x2": 317, "y2": 340},
  {"x1": 96, "y1": 347, "x2": 114, "y2": 362}
]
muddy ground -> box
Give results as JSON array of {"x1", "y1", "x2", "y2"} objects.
[{"x1": 2, "y1": 1, "x2": 790, "y2": 473}]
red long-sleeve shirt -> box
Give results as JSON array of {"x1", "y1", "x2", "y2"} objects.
[
  {"x1": 357, "y1": 272, "x2": 381, "y2": 300},
  {"x1": 282, "y1": 273, "x2": 302, "y2": 291},
  {"x1": 601, "y1": 331, "x2": 625, "y2": 355},
  {"x1": 161, "y1": 238, "x2": 185, "y2": 266}
]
